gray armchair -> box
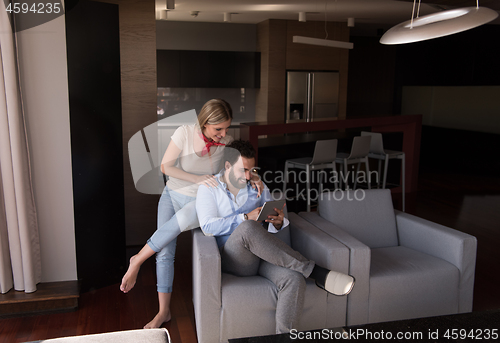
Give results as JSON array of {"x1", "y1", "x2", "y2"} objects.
[
  {"x1": 299, "y1": 189, "x2": 477, "y2": 326},
  {"x1": 192, "y1": 213, "x2": 351, "y2": 343}
]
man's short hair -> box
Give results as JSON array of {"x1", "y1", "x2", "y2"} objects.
[{"x1": 224, "y1": 139, "x2": 256, "y2": 166}]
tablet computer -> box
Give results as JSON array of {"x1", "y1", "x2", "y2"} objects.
[{"x1": 256, "y1": 200, "x2": 286, "y2": 222}]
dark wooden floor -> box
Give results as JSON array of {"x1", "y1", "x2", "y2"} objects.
[
  {"x1": 1, "y1": 171, "x2": 499, "y2": 343},
  {"x1": 0, "y1": 235, "x2": 197, "y2": 343}
]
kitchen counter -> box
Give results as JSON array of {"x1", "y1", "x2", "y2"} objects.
[
  {"x1": 257, "y1": 130, "x2": 358, "y2": 149},
  {"x1": 240, "y1": 115, "x2": 422, "y2": 193}
]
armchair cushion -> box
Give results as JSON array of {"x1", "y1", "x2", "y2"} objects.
[
  {"x1": 369, "y1": 246, "x2": 459, "y2": 323},
  {"x1": 318, "y1": 189, "x2": 398, "y2": 248}
]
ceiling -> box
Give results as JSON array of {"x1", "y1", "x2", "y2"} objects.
[{"x1": 154, "y1": 0, "x2": 500, "y2": 27}]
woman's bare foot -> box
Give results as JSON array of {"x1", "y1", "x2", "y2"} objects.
[
  {"x1": 144, "y1": 311, "x2": 172, "y2": 329},
  {"x1": 120, "y1": 255, "x2": 141, "y2": 293},
  {"x1": 120, "y1": 245, "x2": 156, "y2": 293}
]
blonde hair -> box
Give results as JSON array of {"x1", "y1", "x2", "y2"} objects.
[{"x1": 197, "y1": 99, "x2": 233, "y2": 129}]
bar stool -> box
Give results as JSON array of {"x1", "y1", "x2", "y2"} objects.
[
  {"x1": 283, "y1": 139, "x2": 339, "y2": 212},
  {"x1": 334, "y1": 135, "x2": 371, "y2": 190},
  {"x1": 361, "y1": 131, "x2": 405, "y2": 211}
]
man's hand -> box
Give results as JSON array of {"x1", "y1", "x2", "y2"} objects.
[
  {"x1": 265, "y1": 203, "x2": 286, "y2": 230},
  {"x1": 246, "y1": 206, "x2": 262, "y2": 221}
]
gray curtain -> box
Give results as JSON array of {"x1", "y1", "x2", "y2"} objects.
[{"x1": 0, "y1": 3, "x2": 41, "y2": 294}]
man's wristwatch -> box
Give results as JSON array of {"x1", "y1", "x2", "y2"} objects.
[{"x1": 243, "y1": 213, "x2": 248, "y2": 221}]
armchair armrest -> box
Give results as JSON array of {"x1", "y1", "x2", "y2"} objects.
[
  {"x1": 298, "y1": 211, "x2": 371, "y2": 326},
  {"x1": 395, "y1": 211, "x2": 477, "y2": 312},
  {"x1": 288, "y1": 213, "x2": 350, "y2": 274},
  {"x1": 288, "y1": 212, "x2": 351, "y2": 328},
  {"x1": 192, "y1": 229, "x2": 222, "y2": 343}
]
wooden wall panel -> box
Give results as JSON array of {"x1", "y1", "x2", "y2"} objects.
[
  {"x1": 98, "y1": 0, "x2": 158, "y2": 245},
  {"x1": 256, "y1": 20, "x2": 287, "y2": 123},
  {"x1": 286, "y1": 21, "x2": 348, "y2": 71},
  {"x1": 267, "y1": 20, "x2": 287, "y2": 123},
  {"x1": 255, "y1": 21, "x2": 269, "y2": 122}
]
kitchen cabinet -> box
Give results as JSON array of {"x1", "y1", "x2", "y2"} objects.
[{"x1": 157, "y1": 50, "x2": 260, "y2": 88}]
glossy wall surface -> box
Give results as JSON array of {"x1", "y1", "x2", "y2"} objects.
[{"x1": 65, "y1": 0, "x2": 126, "y2": 291}]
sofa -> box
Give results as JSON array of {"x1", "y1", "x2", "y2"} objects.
[{"x1": 26, "y1": 329, "x2": 170, "y2": 343}]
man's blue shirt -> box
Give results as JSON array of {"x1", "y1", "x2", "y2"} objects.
[{"x1": 196, "y1": 171, "x2": 288, "y2": 248}]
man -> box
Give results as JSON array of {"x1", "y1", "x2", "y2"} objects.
[{"x1": 196, "y1": 140, "x2": 354, "y2": 334}]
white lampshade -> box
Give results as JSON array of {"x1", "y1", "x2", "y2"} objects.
[
  {"x1": 224, "y1": 12, "x2": 231, "y2": 22},
  {"x1": 380, "y1": 6, "x2": 498, "y2": 45},
  {"x1": 299, "y1": 12, "x2": 306, "y2": 22}
]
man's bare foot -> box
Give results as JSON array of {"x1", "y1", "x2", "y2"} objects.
[
  {"x1": 144, "y1": 311, "x2": 172, "y2": 329},
  {"x1": 120, "y1": 255, "x2": 141, "y2": 293}
]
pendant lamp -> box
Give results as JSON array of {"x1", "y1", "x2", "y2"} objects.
[
  {"x1": 380, "y1": 0, "x2": 498, "y2": 45},
  {"x1": 293, "y1": 36, "x2": 354, "y2": 49},
  {"x1": 293, "y1": 0, "x2": 354, "y2": 49}
]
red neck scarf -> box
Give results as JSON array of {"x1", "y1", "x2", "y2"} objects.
[{"x1": 200, "y1": 133, "x2": 225, "y2": 156}]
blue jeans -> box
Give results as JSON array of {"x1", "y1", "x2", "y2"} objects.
[{"x1": 147, "y1": 186, "x2": 198, "y2": 293}]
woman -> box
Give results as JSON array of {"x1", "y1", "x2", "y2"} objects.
[{"x1": 120, "y1": 99, "x2": 261, "y2": 329}]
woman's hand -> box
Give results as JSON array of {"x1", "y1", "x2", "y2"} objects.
[
  {"x1": 196, "y1": 174, "x2": 218, "y2": 188},
  {"x1": 249, "y1": 168, "x2": 264, "y2": 198}
]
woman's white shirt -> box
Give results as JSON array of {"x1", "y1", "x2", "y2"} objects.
[{"x1": 166, "y1": 124, "x2": 232, "y2": 197}]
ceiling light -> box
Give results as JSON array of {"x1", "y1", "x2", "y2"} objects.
[
  {"x1": 293, "y1": 36, "x2": 353, "y2": 49},
  {"x1": 299, "y1": 12, "x2": 306, "y2": 22},
  {"x1": 380, "y1": 1, "x2": 498, "y2": 45},
  {"x1": 166, "y1": 0, "x2": 175, "y2": 10},
  {"x1": 224, "y1": 12, "x2": 231, "y2": 22}
]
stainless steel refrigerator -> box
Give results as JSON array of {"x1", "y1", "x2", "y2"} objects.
[{"x1": 286, "y1": 71, "x2": 340, "y2": 123}]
